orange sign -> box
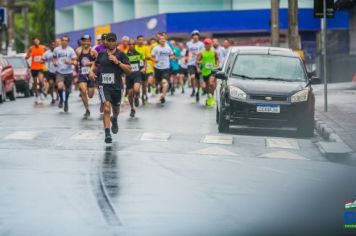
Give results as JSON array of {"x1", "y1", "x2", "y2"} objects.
[
  {"x1": 95, "y1": 24, "x2": 111, "y2": 37},
  {"x1": 294, "y1": 50, "x2": 305, "y2": 60}
]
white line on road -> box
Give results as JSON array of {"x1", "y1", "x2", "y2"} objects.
[
  {"x1": 141, "y1": 132, "x2": 171, "y2": 142},
  {"x1": 4, "y1": 131, "x2": 41, "y2": 140},
  {"x1": 201, "y1": 135, "x2": 234, "y2": 145},
  {"x1": 71, "y1": 130, "x2": 103, "y2": 140},
  {"x1": 266, "y1": 138, "x2": 299, "y2": 150}
]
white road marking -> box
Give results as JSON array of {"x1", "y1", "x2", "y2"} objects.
[
  {"x1": 141, "y1": 132, "x2": 171, "y2": 142},
  {"x1": 71, "y1": 130, "x2": 103, "y2": 140},
  {"x1": 259, "y1": 151, "x2": 309, "y2": 161},
  {"x1": 266, "y1": 138, "x2": 299, "y2": 150},
  {"x1": 191, "y1": 146, "x2": 238, "y2": 156},
  {"x1": 4, "y1": 131, "x2": 41, "y2": 140},
  {"x1": 257, "y1": 166, "x2": 288, "y2": 174},
  {"x1": 202, "y1": 135, "x2": 234, "y2": 145}
]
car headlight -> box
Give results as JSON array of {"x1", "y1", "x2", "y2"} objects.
[
  {"x1": 291, "y1": 89, "x2": 309, "y2": 103},
  {"x1": 229, "y1": 86, "x2": 247, "y2": 100}
]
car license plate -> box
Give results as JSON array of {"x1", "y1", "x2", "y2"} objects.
[{"x1": 256, "y1": 104, "x2": 280, "y2": 113}]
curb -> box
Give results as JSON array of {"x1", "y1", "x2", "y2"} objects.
[
  {"x1": 314, "y1": 118, "x2": 343, "y2": 142},
  {"x1": 314, "y1": 117, "x2": 353, "y2": 157}
]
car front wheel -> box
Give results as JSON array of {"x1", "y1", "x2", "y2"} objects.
[{"x1": 218, "y1": 104, "x2": 230, "y2": 133}]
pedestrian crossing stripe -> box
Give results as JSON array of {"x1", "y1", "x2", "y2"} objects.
[
  {"x1": 266, "y1": 138, "x2": 299, "y2": 150},
  {"x1": 71, "y1": 130, "x2": 103, "y2": 140},
  {"x1": 141, "y1": 132, "x2": 171, "y2": 142},
  {"x1": 202, "y1": 135, "x2": 234, "y2": 145},
  {"x1": 259, "y1": 151, "x2": 308, "y2": 160},
  {"x1": 191, "y1": 146, "x2": 237, "y2": 156},
  {"x1": 4, "y1": 131, "x2": 41, "y2": 140}
]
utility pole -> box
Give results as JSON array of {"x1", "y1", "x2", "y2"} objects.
[
  {"x1": 288, "y1": 0, "x2": 300, "y2": 50},
  {"x1": 271, "y1": 0, "x2": 280, "y2": 47},
  {"x1": 322, "y1": 0, "x2": 328, "y2": 112},
  {"x1": 6, "y1": 0, "x2": 15, "y2": 54}
]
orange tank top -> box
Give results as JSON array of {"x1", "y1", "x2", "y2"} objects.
[{"x1": 28, "y1": 45, "x2": 46, "y2": 70}]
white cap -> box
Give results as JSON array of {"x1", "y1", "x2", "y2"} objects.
[
  {"x1": 122, "y1": 36, "x2": 129, "y2": 41},
  {"x1": 96, "y1": 35, "x2": 102, "y2": 40}
]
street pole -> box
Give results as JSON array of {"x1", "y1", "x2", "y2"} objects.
[
  {"x1": 271, "y1": 0, "x2": 280, "y2": 47},
  {"x1": 22, "y1": 6, "x2": 29, "y2": 50},
  {"x1": 322, "y1": 0, "x2": 328, "y2": 112},
  {"x1": 288, "y1": 0, "x2": 300, "y2": 50},
  {"x1": 6, "y1": 0, "x2": 15, "y2": 54}
]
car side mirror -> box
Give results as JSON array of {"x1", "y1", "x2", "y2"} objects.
[
  {"x1": 215, "y1": 71, "x2": 227, "y2": 80},
  {"x1": 212, "y1": 66, "x2": 222, "y2": 73},
  {"x1": 310, "y1": 76, "x2": 321, "y2": 85}
]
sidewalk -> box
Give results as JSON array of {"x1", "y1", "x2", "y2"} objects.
[{"x1": 314, "y1": 82, "x2": 356, "y2": 152}]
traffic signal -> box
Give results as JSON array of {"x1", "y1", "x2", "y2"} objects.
[{"x1": 314, "y1": 0, "x2": 335, "y2": 18}]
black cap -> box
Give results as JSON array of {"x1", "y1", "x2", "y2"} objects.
[
  {"x1": 81, "y1": 34, "x2": 91, "y2": 40},
  {"x1": 106, "y1": 32, "x2": 117, "y2": 41}
]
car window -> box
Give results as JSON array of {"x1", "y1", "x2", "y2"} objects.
[
  {"x1": 231, "y1": 54, "x2": 306, "y2": 82},
  {"x1": 6, "y1": 57, "x2": 27, "y2": 68},
  {"x1": 225, "y1": 52, "x2": 236, "y2": 75},
  {"x1": 0, "y1": 58, "x2": 7, "y2": 68}
]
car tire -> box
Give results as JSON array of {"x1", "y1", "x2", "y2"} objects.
[
  {"x1": 7, "y1": 86, "x2": 16, "y2": 101},
  {"x1": 297, "y1": 116, "x2": 314, "y2": 138},
  {"x1": 216, "y1": 106, "x2": 219, "y2": 124},
  {"x1": 0, "y1": 94, "x2": 3, "y2": 104},
  {"x1": 24, "y1": 82, "x2": 31, "y2": 98},
  {"x1": 218, "y1": 106, "x2": 230, "y2": 133}
]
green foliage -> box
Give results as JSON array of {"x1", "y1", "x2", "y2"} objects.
[{"x1": 14, "y1": 0, "x2": 54, "y2": 52}]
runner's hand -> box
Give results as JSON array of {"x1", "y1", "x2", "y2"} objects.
[
  {"x1": 89, "y1": 71, "x2": 97, "y2": 80},
  {"x1": 64, "y1": 60, "x2": 72, "y2": 65},
  {"x1": 108, "y1": 55, "x2": 118, "y2": 64}
]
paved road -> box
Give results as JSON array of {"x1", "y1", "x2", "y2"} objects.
[{"x1": 0, "y1": 91, "x2": 355, "y2": 236}]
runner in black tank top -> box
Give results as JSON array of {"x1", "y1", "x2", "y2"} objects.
[
  {"x1": 76, "y1": 35, "x2": 98, "y2": 119},
  {"x1": 89, "y1": 32, "x2": 132, "y2": 144}
]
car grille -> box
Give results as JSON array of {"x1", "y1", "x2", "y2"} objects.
[{"x1": 249, "y1": 94, "x2": 288, "y2": 102}]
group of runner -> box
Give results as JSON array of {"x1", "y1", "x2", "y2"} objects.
[{"x1": 25, "y1": 30, "x2": 231, "y2": 143}]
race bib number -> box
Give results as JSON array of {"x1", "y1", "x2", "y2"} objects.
[
  {"x1": 102, "y1": 73, "x2": 115, "y2": 84},
  {"x1": 146, "y1": 64, "x2": 151, "y2": 69},
  {"x1": 139, "y1": 60, "x2": 144, "y2": 67},
  {"x1": 205, "y1": 63, "x2": 213, "y2": 69},
  {"x1": 131, "y1": 63, "x2": 139, "y2": 72},
  {"x1": 60, "y1": 58, "x2": 67, "y2": 64},
  {"x1": 81, "y1": 66, "x2": 90, "y2": 75},
  {"x1": 34, "y1": 56, "x2": 42, "y2": 62}
]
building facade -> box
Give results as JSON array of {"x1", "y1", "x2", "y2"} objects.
[{"x1": 55, "y1": 0, "x2": 349, "y2": 62}]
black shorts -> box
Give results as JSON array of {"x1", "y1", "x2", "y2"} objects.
[
  {"x1": 56, "y1": 73, "x2": 73, "y2": 92},
  {"x1": 188, "y1": 65, "x2": 200, "y2": 78},
  {"x1": 171, "y1": 70, "x2": 180, "y2": 75},
  {"x1": 144, "y1": 73, "x2": 153, "y2": 81},
  {"x1": 154, "y1": 68, "x2": 170, "y2": 83},
  {"x1": 179, "y1": 68, "x2": 188, "y2": 77},
  {"x1": 31, "y1": 70, "x2": 43, "y2": 78},
  {"x1": 127, "y1": 76, "x2": 142, "y2": 90},
  {"x1": 98, "y1": 86, "x2": 122, "y2": 106},
  {"x1": 78, "y1": 75, "x2": 96, "y2": 88},
  {"x1": 45, "y1": 71, "x2": 56, "y2": 81}
]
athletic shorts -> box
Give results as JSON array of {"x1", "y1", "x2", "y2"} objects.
[
  {"x1": 56, "y1": 73, "x2": 73, "y2": 92},
  {"x1": 171, "y1": 70, "x2": 180, "y2": 76},
  {"x1": 45, "y1": 71, "x2": 56, "y2": 82},
  {"x1": 154, "y1": 68, "x2": 170, "y2": 83},
  {"x1": 31, "y1": 70, "x2": 43, "y2": 78},
  {"x1": 78, "y1": 75, "x2": 96, "y2": 88},
  {"x1": 127, "y1": 76, "x2": 142, "y2": 90},
  {"x1": 188, "y1": 65, "x2": 200, "y2": 78},
  {"x1": 98, "y1": 86, "x2": 122, "y2": 106},
  {"x1": 179, "y1": 68, "x2": 188, "y2": 77},
  {"x1": 144, "y1": 73, "x2": 153, "y2": 81}
]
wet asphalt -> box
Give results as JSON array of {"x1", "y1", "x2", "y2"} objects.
[{"x1": 0, "y1": 90, "x2": 355, "y2": 236}]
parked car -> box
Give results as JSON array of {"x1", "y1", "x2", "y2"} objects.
[
  {"x1": 0, "y1": 55, "x2": 16, "y2": 103},
  {"x1": 215, "y1": 46, "x2": 321, "y2": 137},
  {"x1": 5, "y1": 55, "x2": 32, "y2": 97}
]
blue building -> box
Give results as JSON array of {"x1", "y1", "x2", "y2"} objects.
[{"x1": 55, "y1": 0, "x2": 349, "y2": 60}]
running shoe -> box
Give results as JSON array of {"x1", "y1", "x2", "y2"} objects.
[
  {"x1": 130, "y1": 109, "x2": 136, "y2": 118},
  {"x1": 111, "y1": 117, "x2": 119, "y2": 134}
]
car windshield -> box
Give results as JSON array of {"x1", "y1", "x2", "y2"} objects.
[
  {"x1": 231, "y1": 54, "x2": 306, "y2": 82},
  {"x1": 6, "y1": 57, "x2": 27, "y2": 68}
]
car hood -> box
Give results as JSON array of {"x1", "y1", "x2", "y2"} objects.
[
  {"x1": 228, "y1": 78, "x2": 307, "y2": 95},
  {"x1": 13, "y1": 68, "x2": 28, "y2": 76}
]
